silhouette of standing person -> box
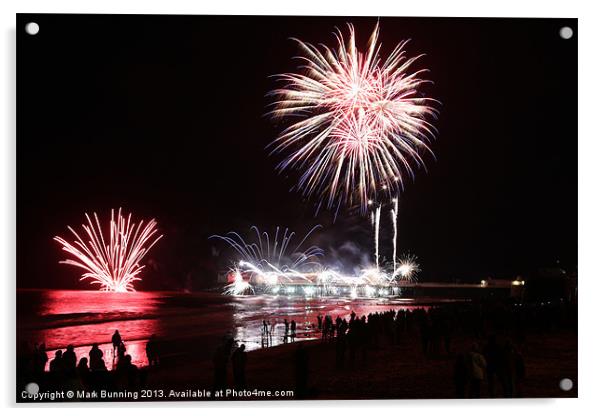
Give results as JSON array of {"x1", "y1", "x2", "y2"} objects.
[
  {"x1": 77, "y1": 357, "x2": 90, "y2": 387},
  {"x1": 116, "y1": 354, "x2": 139, "y2": 389},
  {"x1": 62, "y1": 344, "x2": 77, "y2": 376},
  {"x1": 146, "y1": 334, "x2": 159, "y2": 366},
  {"x1": 49, "y1": 350, "x2": 63, "y2": 373},
  {"x1": 291, "y1": 320, "x2": 297, "y2": 340},
  {"x1": 112, "y1": 330, "x2": 122, "y2": 356},
  {"x1": 231, "y1": 344, "x2": 247, "y2": 389},
  {"x1": 468, "y1": 343, "x2": 487, "y2": 398},
  {"x1": 89, "y1": 343, "x2": 104, "y2": 371},
  {"x1": 263, "y1": 320, "x2": 269, "y2": 336},
  {"x1": 117, "y1": 341, "x2": 127, "y2": 364},
  {"x1": 284, "y1": 319, "x2": 290, "y2": 342},
  {"x1": 36, "y1": 343, "x2": 48, "y2": 375}
]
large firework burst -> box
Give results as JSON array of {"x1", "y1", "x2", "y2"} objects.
[
  {"x1": 54, "y1": 209, "x2": 162, "y2": 292},
  {"x1": 269, "y1": 22, "x2": 439, "y2": 214}
]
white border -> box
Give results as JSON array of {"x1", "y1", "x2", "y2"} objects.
[{"x1": 2, "y1": 1, "x2": 600, "y2": 415}]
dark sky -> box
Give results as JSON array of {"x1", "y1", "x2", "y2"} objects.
[{"x1": 17, "y1": 14, "x2": 577, "y2": 290}]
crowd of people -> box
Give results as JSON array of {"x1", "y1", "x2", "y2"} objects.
[
  {"x1": 18, "y1": 297, "x2": 575, "y2": 400},
  {"x1": 18, "y1": 330, "x2": 162, "y2": 395},
  {"x1": 250, "y1": 298, "x2": 575, "y2": 398}
]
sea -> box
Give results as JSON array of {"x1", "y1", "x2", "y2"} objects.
[{"x1": 17, "y1": 289, "x2": 447, "y2": 370}]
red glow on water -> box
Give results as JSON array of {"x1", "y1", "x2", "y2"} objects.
[
  {"x1": 19, "y1": 289, "x2": 439, "y2": 371},
  {"x1": 20, "y1": 290, "x2": 160, "y2": 370}
]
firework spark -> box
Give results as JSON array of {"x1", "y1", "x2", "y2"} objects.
[
  {"x1": 54, "y1": 209, "x2": 162, "y2": 292},
  {"x1": 393, "y1": 254, "x2": 421, "y2": 282},
  {"x1": 223, "y1": 268, "x2": 255, "y2": 296},
  {"x1": 269, "y1": 22, "x2": 439, "y2": 213}
]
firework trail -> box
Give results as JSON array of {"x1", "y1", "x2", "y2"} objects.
[
  {"x1": 269, "y1": 22, "x2": 439, "y2": 214},
  {"x1": 374, "y1": 204, "x2": 381, "y2": 269},
  {"x1": 391, "y1": 198, "x2": 399, "y2": 270},
  {"x1": 54, "y1": 209, "x2": 162, "y2": 292}
]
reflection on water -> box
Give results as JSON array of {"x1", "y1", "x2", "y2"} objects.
[
  {"x1": 229, "y1": 295, "x2": 428, "y2": 350},
  {"x1": 18, "y1": 290, "x2": 436, "y2": 369}
]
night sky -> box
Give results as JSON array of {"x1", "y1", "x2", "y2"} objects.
[{"x1": 17, "y1": 14, "x2": 577, "y2": 290}]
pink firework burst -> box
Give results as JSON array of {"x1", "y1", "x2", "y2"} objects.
[
  {"x1": 269, "y1": 23, "x2": 439, "y2": 213},
  {"x1": 54, "y1": 209, "x2": 162, "y2": 292}
]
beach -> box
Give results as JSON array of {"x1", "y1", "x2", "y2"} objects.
[{"x1": 17, "y1": 289, "x2": 577, "y2": 400}]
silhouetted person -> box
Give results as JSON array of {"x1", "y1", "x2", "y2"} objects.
[
  {"x1": 146, "y1": 334, "x2": 159, "y2": 366},
  {"x1": 112, "y1": 330, "x2": 122, "y2": 355},
  {"x1": 284, "y1": 319, "x2": 290, "y2": 342},
  {"x1": 117, "y1": 341, "x2": 126, "y2": 364},
  {"x1": 263, "y1": 320, "x2": 269, "y2": 336},
  {"x1": 468, "y1": 343, "x2": 487, "y2": 398},
  {"x1": 89, "y1": 343, "x2": 104, "y2": 371},
  {"x1": 322, "y1": 319, "x2": 329, "y2": 341},
  {"x1": 484, "y1": 335, "x2": 500, "y2": 397},
  {"x1": 317, "y1": 314, "x2": 323, "y2": 330},
  {"x1": 77, "y1": 357, "x2": 90, "y2": 387},
  {"x1": 117, "y1": 354, "x2": 138, "y2": 389},
  {"x1": 294, "y1": 343, "x2": 309, "y2": 398},
  {"x1": 49, "y1": 350, "x2": 63, "y2": 373},
  {"x1": 62, "y1": 344, "x2": 77, "y2": 375},
  {"x1": 35, "y1": 343, "x2": 48, "y2": 375},
  {"x1": 231, "y1": 344, "x2": 247, "y2": 389},
  {"x1": 340, "y1": 318, "x2": 348, "y2": 337},
  {"x1": 77, "y1": 357, "x2": 89, "y2": 374},
  {"x1": 291, "y1": 320, "x2": 297, "y2": 340}
]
